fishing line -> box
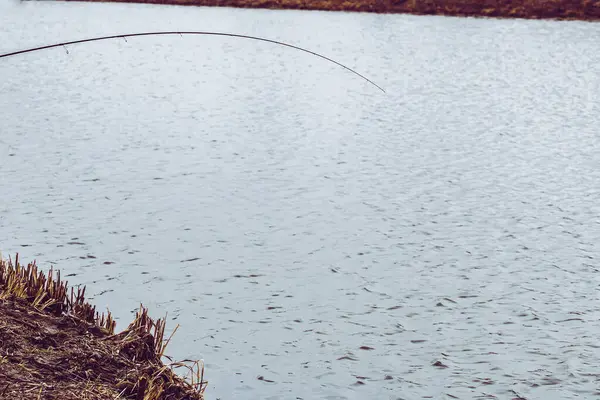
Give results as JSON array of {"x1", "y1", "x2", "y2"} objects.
[{"x1": 0, "y1": 31, "x2": 385, "y2": 93}]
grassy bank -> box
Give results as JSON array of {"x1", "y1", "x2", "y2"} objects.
[
  {"x1": 64, "y1": 0, "x2": 600, "y2": 21},
  {"x1": 0, "y1": 254, "x2": 207, "y2": 400}
]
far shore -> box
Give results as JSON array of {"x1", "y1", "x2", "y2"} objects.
[{"x1": 64, "y1": 0, "x2": 600, "y2": 21}]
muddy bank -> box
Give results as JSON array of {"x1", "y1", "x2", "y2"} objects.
[
  {"x1": 65, "y1": 0, "x2": 600, "y2": 21},
  {"x1": 0, "y1": 255, "x2": 207, "y2": 400}
]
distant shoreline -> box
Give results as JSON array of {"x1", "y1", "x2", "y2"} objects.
[{"x1": 64, "y1": 0, "x2": 600, "y2": 21}]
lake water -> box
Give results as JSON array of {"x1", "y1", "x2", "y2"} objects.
[{"x1": 2, "y1": 1, "x2": 600, "y2": 398}]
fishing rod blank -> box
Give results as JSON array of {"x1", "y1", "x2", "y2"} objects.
[{"x1": 0, "y1": 31, "x2": 385, "y2": 93}]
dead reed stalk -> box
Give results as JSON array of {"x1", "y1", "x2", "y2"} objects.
[{"x1": 0, "y1": 253, "x2": 207, "y2": 400}]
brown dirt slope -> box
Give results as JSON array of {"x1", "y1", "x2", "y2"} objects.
[
  {"x1": 0, "y1": 255, "x2": 207, "y2": 400},
  {"x1": 66, "y1": 0, "x2": 600, "y2": 20}
]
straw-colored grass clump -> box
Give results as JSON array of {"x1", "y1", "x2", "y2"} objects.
[{"x1": 0, "y1": 254, "x2": 207, "y2": 400}]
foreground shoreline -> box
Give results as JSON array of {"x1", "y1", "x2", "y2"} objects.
[
  {"x1": 65, "y1": 0, "x2": 600, "y2": 21},
  {"x1": 0, "y1": 254, "x2": 207, "y2": 400}
]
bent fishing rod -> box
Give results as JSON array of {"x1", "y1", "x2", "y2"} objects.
[{"x1": 0, "y1": 31, "x2": 385, "y2": 93}]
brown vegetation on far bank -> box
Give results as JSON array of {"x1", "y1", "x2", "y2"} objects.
[
  {"x1": 0, "y1": 255, "x2": 207, "y2": 400},
  {"x1": 65, "y1": 0, "x2": 600, "y2": 21}
]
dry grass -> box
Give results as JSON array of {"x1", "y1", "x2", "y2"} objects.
[
  {"x1": 0, "y1": 254, "x2": 115, "y2": 333},
  {"x1": 0, "y1": 254, "x2": 207, "y2": 400}
]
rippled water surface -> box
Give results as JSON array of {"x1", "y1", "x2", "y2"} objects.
[{"x1": 2, "y1": 1, "x2": 600, "y2": 398}]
